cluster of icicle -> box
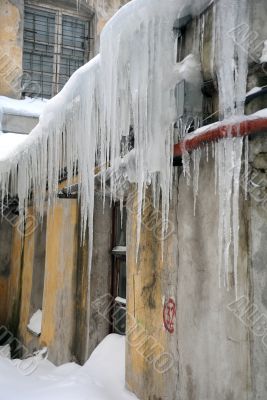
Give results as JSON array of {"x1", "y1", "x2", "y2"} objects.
[
  {"x1": 1, "y1": 0, "x2": 204, "y2": 267},
  {"x1": 216, "y1": 0, "x2": 249, "y2": 297},
  {"x1": 183, "y1": 0, "x2": 250, "y2": 297},
  {"x1": 0, "y1": 0, "x2": 250, "y2": 294}
]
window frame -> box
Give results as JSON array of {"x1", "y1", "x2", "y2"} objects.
[{"x1": 23, "y1": 1, "x2": 93, "y2": 98}]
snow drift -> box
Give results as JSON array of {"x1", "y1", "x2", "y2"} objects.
[{"x1": 0, "y1": 334, "x2": 138, "y2": 400}]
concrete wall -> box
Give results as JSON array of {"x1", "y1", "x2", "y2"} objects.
[
  {"x1": 0, "y1": 218, "x2": 13, "y2": 326},
  {"x1": 175, "y1": 156, "x2": 250, "y2": 400},
  {"x1": 0, "y1": 191, "x2": 113, "y2": 364},
  {"x1": 75, "y1": 194, "x2": 113, "y2": 364},
  {"x1": 0, "y1": 212, "x2": 24, "y2": 336},
  {"x1": 247, "y1": 134, "x2": 267, "y2": 399},
  {"x1": 0, "y1": 0, "x2": 127, "y2": 360},
  {"x1": 17, "y1": 209, "x2": 46, "y2": 354},
  {"x1": 249, "y1": 0, "x2": 267, "y2": 67},
  {"x1": 40, "y1": 199, "x2": 79, "y2": 365},
  {"x1": 125, "y1": 143, "x2": 266, "y2": 399},
  {"x1": 126, "y1": 187, "x2": 180, "y2": 400}
]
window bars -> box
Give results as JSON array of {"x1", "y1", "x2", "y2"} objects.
[{"x1": 22, "y1": 6, "x2": 93, "y2": 98}]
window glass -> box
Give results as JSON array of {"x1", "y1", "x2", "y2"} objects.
[{"x1": 23, "y1": 6, "x2": 90, "y2": 98}]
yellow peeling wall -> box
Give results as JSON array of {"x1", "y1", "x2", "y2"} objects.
[
  {"x1": 126, "y1": 153, "x2": 251, "y2": 400},
  {"x1": 0, "y1": 0, "x2": 126, "y2": 361},
  {"x1": 91, "y1": 0, "x2": 129, "y2": 45},
  {"x1": 126, "y1": 187, "x2": 179, "y2": 400},
  {"x1": 0, "y1": 216, "x2": 23, "y2": 331},
  {"x1": 0, "y1": 0, "x2": 129, "y2": 99},
  {"x1": 16, "y1": 200, "x2": 79, "y2": 364},
  {"x1": 0, "y1": 0, "x2": 24, "y2": 98},
  {"x1": 40, "y1": 199, "x2": 79, "y2": 365}
]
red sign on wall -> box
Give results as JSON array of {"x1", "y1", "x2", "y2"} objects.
[{"x1": 163, "y1": 298, "x2": 176, "y2": 334}]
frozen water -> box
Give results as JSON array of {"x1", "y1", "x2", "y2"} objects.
[
  {"x1": 0, "y1": 0, "x2": 250, "y2": 288},
  {"x1": 215, "y1": 0, "x2": 249, "y2": 294}
]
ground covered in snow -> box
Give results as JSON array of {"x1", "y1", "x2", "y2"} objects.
[{"x1": 0, "y1": 334, "x2": 138, "y2": 400}]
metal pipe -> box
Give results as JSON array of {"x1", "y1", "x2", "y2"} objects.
[{"x1": 173, "y1": 115, "x2": 267, "y2": 162}]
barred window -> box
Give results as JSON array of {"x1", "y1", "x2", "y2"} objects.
[{"x1": 22, "y1": 5, "x2": 92, "y2": 99}]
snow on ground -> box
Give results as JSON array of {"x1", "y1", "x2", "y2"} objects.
[
  {"x1": 0, "y1": 96, "x2": 47, "y2": 118},
  {"x1": 0, "y1": 133, "x2": 28, "y2": 161},
  {"x1": 0, "y1": 334, "x2": 138, "y2": 400}
]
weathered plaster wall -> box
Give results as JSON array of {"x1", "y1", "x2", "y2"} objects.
[
  {"x1": 40, "y1": 199, "x2": 78, "y2": 365},
  {"x1": 247, "y1": 134, "x2": 267, "y2": 400},
  {"x1": 17, "y1": 209, "x2": 46, "y2": 354},
  {"x1": 5, "y1": 223, "x2": 24, "y2": 335},
  {"x1": 0, "y1": 191, "x2": 113, "y2": 364},
  {"x1": 0, "y1": 0, "x2": 24, "y2": 98},
  {"x1": 0, "y1": 212, "x2": 25, "y2": 332},
  {"x1": 88, "y1": 195, "x2": 113, "y2": 355},
  {"x1": 249, "y1": 0, "x2": 267, "y2": 67},
  {"x1": 176, "y1": 156, "x2": 250, "y2": 400},
  {"x1": 87, "y1": 0, "x2": 129, "y2": 49},
  {"x1": 126, "y1": 139, "x2": 267, "y2": 400},
  {"x1": 126, "y1": 154, "x2": 250, "y2": 400},
  {"x1": 0, "y1": 218, "x2": 13, "y2": 326},
  {"x1": 0, "y1": 0, "x2": 128, "y2": 99},
  {"x1": 126, "y1": 187, "x2": 179, "y2": 400},
  {"x1": 75, "y1": 194, "x2": 113, "y2": 364}
]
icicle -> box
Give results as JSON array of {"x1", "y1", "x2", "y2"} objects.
[
  {"x1": 215, "y1": 0, "x2": 249, "y2": 294},
  {"x1": 0, "y1": 0, "x2": 250, "y2": 287},
  {"x1": 192, "y1": 148, "x2": 202, "y2": 216},
  {"x1": 232, "y1": 137, "x2": 243, "y2": 298},
  {"x1": 182, "y1": 150, "x2": 191, "y2": 186},
  {"x1": 244, "y1": 136, "x2": 249, "y2": 200},
  {"x1": 99, "y1": 0, "x2": 183, "y2": 254},
  {"x1": 211, "y1": 141, "x2": 215, "y2": 159}
]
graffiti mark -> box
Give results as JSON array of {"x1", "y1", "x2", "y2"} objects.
[{"x1": 163, "y1": 298, "x2": 176, "y2": 334}]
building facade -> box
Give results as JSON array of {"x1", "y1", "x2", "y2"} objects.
[
  {"x1": 0, "y1": 0, "x2": 127, "y2": 366},
  {"x1": 0, "y1": 1, "x2": 267, "y2": 400}
]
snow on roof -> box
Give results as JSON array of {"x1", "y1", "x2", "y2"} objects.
[
  {"x1": 0, "y1": 96, "x2": 47, "y2": 118},
  {"x1": 0, "y1": 133, "x2": 28, "y2": 161},
  {"x1": 179, "y1": 109, "x2": 267, "y2": 142},
  {"x1": 254, "y1": 108, "x2": 267, "y2": 118},
  {"x1": 260, "y1": 40, "x2": 267, "y2": 63},
  {"x1": 246, "y1": 87, "x2": 262, "y2": 97},
  {"x1": 0, "y1": 334, "x2": 138, "y2": 400},
  {"x1": 0, "y1": 97, "x2": 47, "y2": 154}
]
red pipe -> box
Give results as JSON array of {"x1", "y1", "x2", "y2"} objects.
[{"x1": 173, "y1": 116, "x2": 267, "y2": 158}]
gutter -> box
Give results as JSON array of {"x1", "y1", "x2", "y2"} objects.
[{"x1": 173, "y1": 115, "x2": 267, "y2": 165}]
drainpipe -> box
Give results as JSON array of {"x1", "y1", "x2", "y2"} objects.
[{"x1": 173, "y1": 115, "x2": 267, "y2": 164}]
